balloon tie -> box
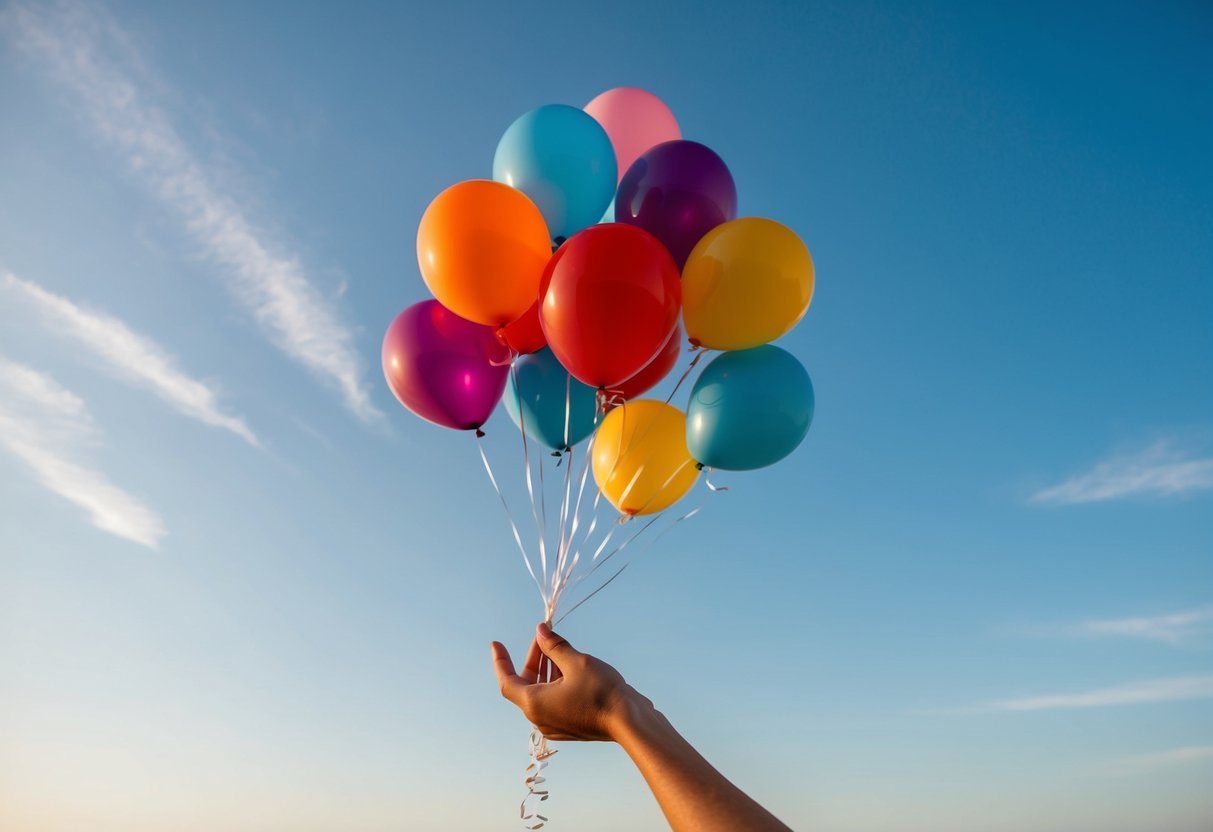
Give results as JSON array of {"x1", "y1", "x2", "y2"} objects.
[
  {"x1": 704, "y1": 466, "x2": 730, "y2": 492},
  {"x1": 490, "y1": 343, "x2": 517, "y2": 368},
  {"x1": 595, "y1": 387, "x2": 626, "y2": 413}
]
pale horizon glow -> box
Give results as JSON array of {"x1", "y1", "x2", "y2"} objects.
[{"x1": 1106, "y1": 745, "x2": 1213, "y2": 775}]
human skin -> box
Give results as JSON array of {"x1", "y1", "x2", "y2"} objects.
[{"x1": 491, "y1": 622, "x2": 793, "y2": 832}]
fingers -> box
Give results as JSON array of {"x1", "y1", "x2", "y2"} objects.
[
  {"x1": 521, "y1": 640, "x2": 542, "y2": 683},
  {"x1": 536, "y1": 622, "x2": 580, "y2": 670},
  {"x1": 522, "y1": 639, "x2": 565, "y2": 683},
  {"x1": 490, "y1": 641, "x2": 525, "y2": 704}
]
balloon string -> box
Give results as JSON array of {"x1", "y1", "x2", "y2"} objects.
[
  {"x1": 664, "y1": 346, "x2": 708, "y2": 405},
  {"x1": 521, "y1": 622, "x2": 559, "y2": 829},
  {"x1": 476, "y1": 433, "x2": 545, "y2": 602},
  {"x1": 551, "y1": 444, "x2": 575, "y2": 604},
  {"x1": 562, "y1": 372, "x2": 572, "y2": 450},
  {"x1": 576, "y1": 457, "x2": 694, "y2": 584},
  {"x1": 555, "y1": 562, "x2": 632, "y2": 627},
  {"x1": 563, "y1": 478, "x2": 607, "y2": 601},
  {"x1": 560, "y1": 455, "x2": 696, "y2": 618},
  {"x1": 511, "y1": 361, "x2": 550, "y2": 608},
  {"x1": 556, "y1": 504, "x2": 701, "y2": 627},
  {"x1": 549, "y1": 395, "x2": 703, "y2": 612},
  {"x1": 551, "y1": 375, "x2": 577, "y2": 599},
  {"x1": 563, "y1": 401, "x2": 607, "y2": 570},
  {"x1": 552, "y1": 434, "x2": 597, "y2": 607},
  {"x1": 582, "y1": 514, "x2": 660, "y2": 581},
  {"x1": 537, "y1": 447, "x2": 548, "y2": 584}
]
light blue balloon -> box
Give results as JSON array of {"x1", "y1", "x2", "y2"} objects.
[
  {"x1": 493, "y1": 104, "x2": 617, "y2": 242},
  {"x1": 686, "y1": 346, "x2": 814, "y2": 471},
  {"x1": 504, "y1": 348, "x2": 600, "y2": 451}
]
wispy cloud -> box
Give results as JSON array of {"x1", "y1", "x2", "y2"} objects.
[
  {"x1": 1, "y1": 1, "x2": 381, "y2": 422},
  {"x1": 1031, "y1": 440, "x2": 1213, "y2": 504},
  {"x1": 986, "y1": 674, "x2": 1213, "y2": 712},
  {"x1": 0, "y1": 357, "x2": 165, "y2": 548},
  {"x1": 1104, "y1": 745, "x2": 1213, "y2": 776},
  {"x1": 1076, "y1": 606, "x2": 1213, "y2": 646},
  {"x1": 2, "y1": 271, "x2": 259, "y2": 446}
]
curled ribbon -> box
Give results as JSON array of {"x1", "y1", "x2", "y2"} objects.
[{"x1": 520, "y1": 729, "x2": 557, "y2": 829}]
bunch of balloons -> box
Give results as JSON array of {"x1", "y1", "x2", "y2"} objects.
[{"x1": 383, "y1": 86, "x2": 816, "y2": 520}]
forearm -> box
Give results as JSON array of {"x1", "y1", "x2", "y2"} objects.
[{"x1": 611, "y1": 695, "x2": 792, "y2": 832}]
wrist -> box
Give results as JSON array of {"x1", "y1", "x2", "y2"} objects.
[{"x1": 607, "y1": 686, "x2": 670, "y2": 748}]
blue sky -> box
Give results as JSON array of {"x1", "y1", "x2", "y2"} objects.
[{"x1": 1, "y1": 1, "x2": 1211, "y2": 830}]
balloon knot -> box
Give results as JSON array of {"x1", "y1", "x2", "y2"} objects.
[
  {"x1": 695, "y1": 462, "x2": 705, "y2": 471},
  {"x1": 475, "y1": 428, "x2": 486, "y2": 438}
]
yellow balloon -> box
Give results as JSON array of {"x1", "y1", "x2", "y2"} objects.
[
  {"x1": 682, "y1": 217, "x2": 814, "y2": 350},
  {"x1": 592, "y1": 400, "x2": 699, "y2": 516}
]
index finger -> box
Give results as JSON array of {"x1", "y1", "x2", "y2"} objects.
[{"x1": 490, "y1": 641, "x2": 526, "y2": 704}]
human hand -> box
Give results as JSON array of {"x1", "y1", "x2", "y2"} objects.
[{"x1": 491, "y1": 622, "x2": 650, "y2": 742}]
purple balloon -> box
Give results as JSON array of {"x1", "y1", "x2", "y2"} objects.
[
  {"x1": 382, "y1": 300, "x2": 510, "y2": 431},
  {"x1": 614, "y1": 140, "x2": 738, "y2": 269}
]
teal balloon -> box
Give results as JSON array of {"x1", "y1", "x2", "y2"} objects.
[
  {"x1": 504, "y1": 348, "x2": 600, "y2": 451},
  {"x1": 493, "y1": 104, "x2": 617, "y2": 241},
  {"x1": 686, "y1": 346, "x2": 814, "y2": 470}
]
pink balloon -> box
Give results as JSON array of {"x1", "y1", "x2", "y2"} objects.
[
  {"x1": 584, "y1": 87, "x2": 681, "y2": 185},
  {"x1": 382, "y1": 300, "x2": 510, "y2": 431}
]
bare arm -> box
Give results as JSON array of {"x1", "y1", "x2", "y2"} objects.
[{"x1": 492, "y1": 622, "x2": 792, "y2": 832}]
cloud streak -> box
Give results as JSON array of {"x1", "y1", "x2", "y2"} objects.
[
  {"x1": 0, "y1": 357, "x2": 165, "y2": 548},
  {"x1": 1031, "y1": 440, "x2": 1213, "y2": 504},
  {"x1": 986, "y1": 674, "x2": 1213, "y2": 712},
  {"x1": 2, "y1": 271, "x2": 259, "y2": 446},
  {"x1": 2, "y1": 1, "x2": 381, "y2": 422},
  {"x1": 1076, "y1": 606, "x2": 1213, "y2": 645}
]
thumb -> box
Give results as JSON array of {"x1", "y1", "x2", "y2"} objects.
[{"x1": 536, "y1": 622, "x2": 581, "y2": 668}]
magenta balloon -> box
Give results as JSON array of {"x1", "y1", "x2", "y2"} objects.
[
  {"x1": 382, "y1": 300, "x2": 510, "y2": 431},
  {"x1": 614, "y1": 140, "x2": 737, "y2": 269}
]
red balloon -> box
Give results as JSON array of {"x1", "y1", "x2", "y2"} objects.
[
  {"x1": 496, "y1": 299, "x2": 546, "y2": 355},
  {"x1": 539, "y1": 224, "x2": 681, "y2": 389},
  {"x1": 615, "y1": 323, "x2": 683, "y2": 400}
]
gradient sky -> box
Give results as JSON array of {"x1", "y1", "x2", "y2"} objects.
[{"x1": 1, "y1": 2, "x2": 1211, "y2": 830}]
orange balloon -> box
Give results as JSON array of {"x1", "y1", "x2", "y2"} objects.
[{"x1": 416, "y1": 180, "x2": 551, "y2": 327}]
